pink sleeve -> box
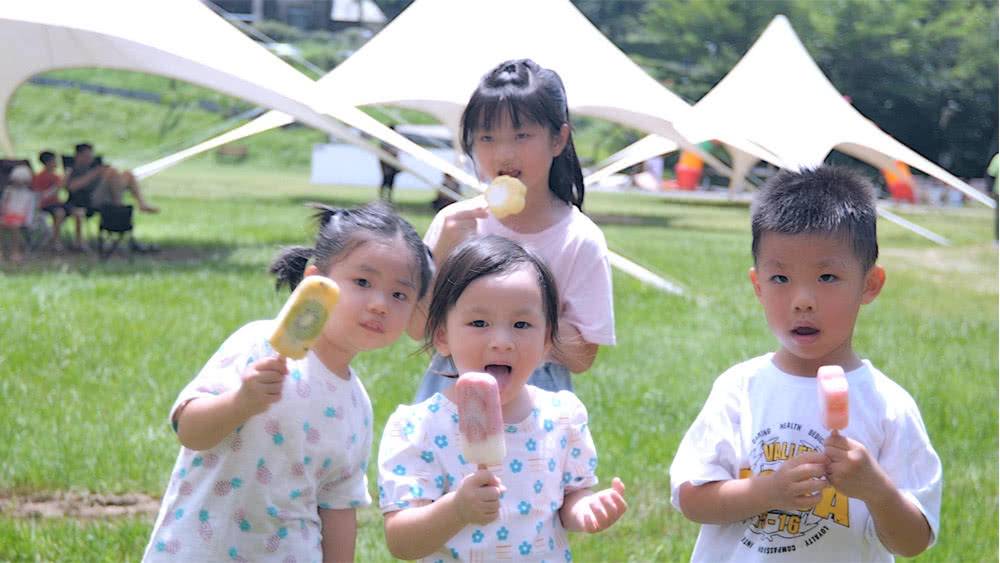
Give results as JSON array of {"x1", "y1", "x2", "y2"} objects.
[{"x1": 560, "y1": 237, "x2": 616, "y2": 346}]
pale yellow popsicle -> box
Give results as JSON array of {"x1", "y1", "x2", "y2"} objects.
[
  {"x1": 268, "y1": 276, "x2": 340, "y2": 359},
  {"x1": 485, "y1": 175, "x2": 526, "y2": 218}
]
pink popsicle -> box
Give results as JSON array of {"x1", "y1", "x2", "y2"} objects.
[
  {"x1": 817, "y1": 365, "x2": 849, "y2": 431},
  {"x1": 455, "y1": 372, "x2": 506, "y2": 467}
]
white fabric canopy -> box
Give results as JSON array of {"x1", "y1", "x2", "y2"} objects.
[
  {"x1": 0, "y1": 0, "x2": 478, "y2": 187},
  {"x1": 147, "y1": 0, "x2": 786, "y2": 182},
  {"x1": 587, "y1": 15, "x2": 994, "y2": 209},
  {"x1": 0, "y1": 0, "x2": 684, "y2": 293}
]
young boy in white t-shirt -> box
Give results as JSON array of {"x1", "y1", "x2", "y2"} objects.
[{"x1": 669, "y1": 166, "x2": 941, "y2": 562}]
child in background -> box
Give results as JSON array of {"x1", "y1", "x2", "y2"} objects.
[
  {"x1": 32, "y1": 151, "x2": 67, "y2": 252},
  {"x1": 379, "y1": 235, "x2": 627, "y2": 562},
  {"x1": 410, "y1": 58, "x2": 615, "y2": 401},
  {"x1": 669, "y1": 166, "x2": 941, "y2": 561},
  {"x1": 143, "y1": 202, "x2": 433, "y2": 563},
  {"x1": 0, "y1": 164, "x2": 34, "y2": 263}
]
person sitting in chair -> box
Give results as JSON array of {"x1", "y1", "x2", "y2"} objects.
[
  {"x1": 33, "y1": 151, "x2": 68, "y2": 252},
  {"x1": 66, "y1": 142, "x2": 159, "y2": 251}
]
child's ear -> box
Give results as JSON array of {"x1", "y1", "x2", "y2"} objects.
[
  {"x1": 749, "y1": 267, "x2": 763, "y2": 300},
  {"x1": 432, "y1": 326, "x2": 450, "y2": 357},
  {"x1": 861, "y1": 264, "x2": 886, "y2": 304},
  {"x1": 304, "y1": 264, "x2": 319, "y2": 278},
  {"x1": 551, "y1": 123, "x2": 570, "y2": 156}
]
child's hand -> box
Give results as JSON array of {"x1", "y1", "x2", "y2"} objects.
[
  {"x1": 436, "y1": 207, "x2": 488, "y2": 264},
  {"x1": 567, "y1": 477, "x2": 629, "y2": 533},
  {"x1": 762, "y1": 451, "x2": 828, "y2": 511},
  {"x1": 236, "y1": 356, "x2": 289, "y2": 416},
  {"x1": 454, "y1": 468, "x2": 506, "y2": 525},
  {"x1": 824, "y1": 432, "x2": 887, "y2": 503}
]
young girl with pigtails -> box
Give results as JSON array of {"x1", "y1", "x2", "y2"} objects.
[{"x1": 144, "y1": 201, "x2": 432, "y2": 562}]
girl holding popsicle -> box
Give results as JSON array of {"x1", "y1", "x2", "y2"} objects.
[
  {"x1": 378, "y1": 234, "x2": 627, "y2": 562},
  {"x1": 144, "y1": 202, "x2": 433, "y2": 563},
  {"x1": 409, "y1": 58, "x2": 615, "y2": 401}
]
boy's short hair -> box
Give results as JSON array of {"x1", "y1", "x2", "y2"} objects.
[
  {"x1": 74, "y1": 143, "x2": 93, "y2": 154},
  {"x1": 39, "y1": 151, "x2": 56, "y2": 165},
  {"x1": 751, "y1": 165, "x2": 878, "y2": 271}
]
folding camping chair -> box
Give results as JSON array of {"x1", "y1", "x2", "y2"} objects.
[{"x1": 97, "y1": 204, "x2": 134, "y2": 259}]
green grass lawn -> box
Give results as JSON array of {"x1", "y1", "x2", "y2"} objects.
[{"x1": 0, "y1": 161, "x2": 996, "y2": 561}]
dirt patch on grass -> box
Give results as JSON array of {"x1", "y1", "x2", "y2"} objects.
[{"x1": 0, "y1": 492, "x2": 160, "y2": 519}]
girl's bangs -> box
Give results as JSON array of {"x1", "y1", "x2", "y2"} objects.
[{"x1": 469, "y1": 90, "x2": 552, "y2": 133}]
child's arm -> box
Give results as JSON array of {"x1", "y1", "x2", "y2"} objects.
[
  {"x1": 319, "y1": 507, "x2": 356, "y2": 563},
  {"x1": 677, "y1": 451, "x2": 828, "y2": 524},
  {"x1": 405, "y1": 291, "x2": 430, "y2": 341},
  {"x1": 175, "y1": 356, "x2": 288, "y2": 451},
  {"x1": 559, "y1": 477, "x2": 628, "y2": 533},
  {"x1": 549, "y1": 321, "x2": 599, "y2": 373},
  {"x1": 406, "y1": 206, "x2": 488, "y2": 341},
  {"x1": 824, "y1": 433, "x2": 932, "y2": 557},
  {"x1": 383, "y1": 468, "x2": 504, "y2": 560}
]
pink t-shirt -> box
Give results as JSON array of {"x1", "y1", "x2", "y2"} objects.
[{"x1": 424, "y1": 197, "x2": 616, "y2": 346}]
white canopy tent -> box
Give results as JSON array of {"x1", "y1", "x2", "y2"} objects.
[
  {"x1": 141, "y1": 0, "x2": 787, "y2": 183},
  {"x1": 0, "y1": 0, "x2": 479, "y2": 187},
  {"x1": 586, "y1": 15, "x2": 995, "y2": 211}
]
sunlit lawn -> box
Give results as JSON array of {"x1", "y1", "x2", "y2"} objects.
[{"x1": 1, "y1": 161, "x2": 996, "y2": 561}]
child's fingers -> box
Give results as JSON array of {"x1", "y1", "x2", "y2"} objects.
[
  {"x1": 793, "y1": 493, "x2": 823, "y2": 509},
  {"x1": 788, "y1": 451, "x2": 828, "y2": 467},
  {"x1": 476, "y1": 484, "x2": 501, "y2": 503},
  {"x1": 256, "y1": 356, "x2": 290, "y2": 374},
  {"x1": 452, "y1": 207, "x2": 489, "y2": 220},
  {"x1": 468, "y1": 468, "x2": 502, "y2": 488},
  {"x1": 792, "y1": 478, "x2": 827, "y2": 496},
  {"x1": 252, "y1": 370, "x2": 287, "y2": 385},
  {"x1": 611, "y1": 477, "x2": 626, "y2": 495},
  {"x1": 591, "y1": 499, "x2": 610, "y2": 524},
  {"x1": 788, "y1": 459, "x2": 827, "y2": 481},
  {"x1": 602, "y1": 490, "x2": 628, "y2": 518},
  {"x1": 824, "y1": 433, "x2": 850, "y2": 452},
  {"x1": 261, "y1": 382, "x2": 285, "y2": 398}
]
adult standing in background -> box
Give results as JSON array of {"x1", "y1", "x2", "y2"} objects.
[{"x1": 378, "y1": 126, "x2": 402, "y2": 203}]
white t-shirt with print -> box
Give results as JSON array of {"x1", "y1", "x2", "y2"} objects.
[
  {"x1": 378, "y1": 387, "x2": 599, "y2": 562},
  {"x1": 669, "y1": 354, "x2": 941, "y2": 562},
  {"x1": 143, "y1": 320, "x2": 373, "y2": 563},
  {"x1": 424, "y1": 197, "x2": 616, "y2": 346}
]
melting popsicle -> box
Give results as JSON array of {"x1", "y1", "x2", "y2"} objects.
[
  {"x1": 485, "y1": 175, "x2": 526, "y2": 219},
  {"x1": 817, "y1": 365, "x2": 849, "y2": 431},
  {"x1": 456, "y1": 372, "x2": 506, "y2": 467},
  {"x1": 268, "y1": 276, "x2": 340, "y2": 359}
]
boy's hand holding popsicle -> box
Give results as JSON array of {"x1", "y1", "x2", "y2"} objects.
[{"x1": 818, "y1": 365, "x2": 893, "y2": 503}]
